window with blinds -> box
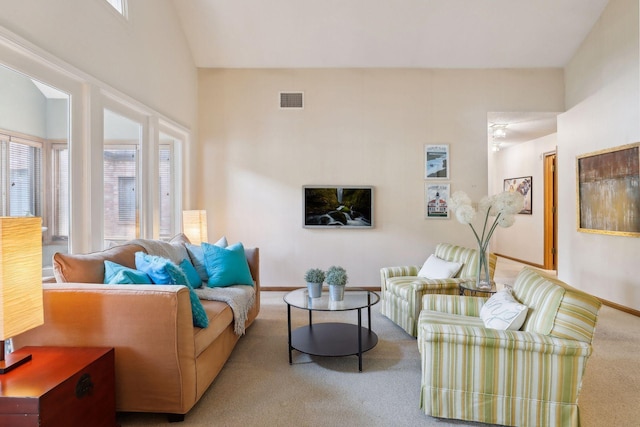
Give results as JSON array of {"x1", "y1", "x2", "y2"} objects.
[
  {"x1": 0, "y1": 139, "x2": 42, "y2": 217},
  {"x1": 52, "y1": 144, "x2": 69, "y2": 239},
  {"x1": 104, "y1": 147, "x2": 138, "y2": 243},
  {"x1": 103, "y1": 108, "x2": 142, "y2": 247},
  {"x1": 159, "y1": 140, "x2": 173, "y2": 240}
]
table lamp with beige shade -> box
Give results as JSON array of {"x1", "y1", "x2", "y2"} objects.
[{"x1": 0, "y1": 217, "x2": 43, "y2": 374}]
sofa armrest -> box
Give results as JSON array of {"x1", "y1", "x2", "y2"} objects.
[
  {"x1": 418, "y1": 323, "x2": 592, "y2": 357},
  {"x1": 380, "y1": 265, "x2": 419, "y2": 290},
  {"x1": 421, "y1": 294, "x2": 486, "y2": 317},
  {"x1": 13, "y1": 283, "x2": 197, "y2": 414}
]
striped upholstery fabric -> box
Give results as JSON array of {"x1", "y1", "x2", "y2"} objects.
[
  {"x1": 417, "y1": 267, "x2": 601, "y2": 427},
  {"x1": 380, "y1": 243, "x2": 497, "y2": 337}
]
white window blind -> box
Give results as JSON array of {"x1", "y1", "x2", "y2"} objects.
[
  {"x1": 158, "y1": 143, "x2": 172, "y2": 240},
  {"x1": 8, "y1": 141, "x2": 41, "y2": 217},
  {"x1": 104, "y1": 147, "x2": 138, "y2": 243},
  {"x1": 52, "y1": 145, "x2": 69, "y2": 238}
]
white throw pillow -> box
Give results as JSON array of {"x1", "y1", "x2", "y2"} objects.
[
  {"x1": 480, "y1": 288, "x2": 528, "y2": 331},
  {"x1": 417, "y1": 255, "x2": 463, "y2": 279}
]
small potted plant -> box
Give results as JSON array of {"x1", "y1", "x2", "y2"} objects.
[
  {"x1": 304, "y1": 268, "x2": 325, "y2": 298},
  {"x1": 325, "y1": 265, "x2": 348, "y2": 301}
]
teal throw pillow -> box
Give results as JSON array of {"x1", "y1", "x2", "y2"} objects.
[
  {"x1": 202, "y1": 241, "x2": 254, "y2": 288},
  {"x1": 180, "y1": 258, "x2": 204, "y2": 288},
  {"x1": 134, "y1": 252, "x2": 209, "y2": 328},
  {"x1": 104, "y1": 260, "x2": 151, "y2": 284},
  {"x1": 185, "y1": 244, "x2": 208, "y2": 282},
  {"x1": 186, "y1": 236, "x2": 228, "y2": 282},
  {"x1": 135, "y1": 252, "x2": 177, "y2": 284},
  {"x1": 163, "y1": 260, "x2": 209, "y2": 329}
]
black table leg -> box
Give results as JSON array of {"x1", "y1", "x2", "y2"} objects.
[
  {"x1": 287, "y1": 303, "x2": 292, "y2": 364},
  {"x1": 367, "y1": 292, "x2": 372, "y2": 332},
  {"x1": 358, "y1": 307, "x2": 363, "y2": 372}
]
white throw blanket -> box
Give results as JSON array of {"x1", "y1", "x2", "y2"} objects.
[{"x1": 195, "y1": 285, "x2": 256, "y2": 335}]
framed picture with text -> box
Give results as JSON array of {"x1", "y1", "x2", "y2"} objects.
[
  {"x1": 424, "y1": 144, "x2": 449, "y2": 179},
  {"x1": 425, "y1": 183, "x2": 450, "y2": 219}
]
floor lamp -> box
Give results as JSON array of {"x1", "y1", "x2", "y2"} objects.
[{"x1": 182, "y1": 210, "x2": 208, "y2": 245}]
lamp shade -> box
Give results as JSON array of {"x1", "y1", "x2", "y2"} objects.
[
  {"x1": 0, "y1": 217, "x2": 44, "y2": 341},
  {"x1": 182, "y1": 210, "x2": 208, "y2": 245}
]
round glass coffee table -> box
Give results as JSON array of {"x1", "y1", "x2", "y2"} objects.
[
  {"x1": 459, "y1": 280, "x2": 498, "y2": 297},
  {"x1": 284, "y1": 288, "x2": 379, "y2": 372}
]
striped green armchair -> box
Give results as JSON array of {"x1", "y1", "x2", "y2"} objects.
[
  {"x1": 417, "y1": 267, "x2": 602, "y2": 427},
  {"x1": 380, "y1": 243, "x2": 496, "y2": 337}
]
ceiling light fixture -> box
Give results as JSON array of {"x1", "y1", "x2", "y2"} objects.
[{"x1": 490, "y1": 123, "x2": 508, "y2": 139}]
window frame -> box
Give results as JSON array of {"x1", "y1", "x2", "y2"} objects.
[{"x1": 0, "y1": 28, "x2": 188, "y2": 259}]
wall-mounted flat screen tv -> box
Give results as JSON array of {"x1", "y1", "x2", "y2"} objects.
[{"x1": 303, "y1": 186, "x2": 373, "y2": 228}]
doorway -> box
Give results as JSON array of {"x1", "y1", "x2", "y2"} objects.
[{"x1": 543, "y1": 152, "x2": 557, "y2": 270}]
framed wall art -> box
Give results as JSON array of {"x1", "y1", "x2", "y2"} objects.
[
  {"x1": 424, "y1": 144, "x2": 449, "y2": 179},
  {"x1": 504, "y1": 176, "x2": 532, "y2": 214},
  {"x1": 425, "y1": 183, "x2": 450, "y2": 219},
  {"x1": 576, "y1": 142, "x2": 640, "y2": 236},
  {"x1": 303, "y1": 185, "x2": 373, "y2": 228}
]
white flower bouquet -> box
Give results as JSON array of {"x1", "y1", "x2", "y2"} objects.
[{"x1": 449, "y1": 190, "x2": 524, "y2": 288}]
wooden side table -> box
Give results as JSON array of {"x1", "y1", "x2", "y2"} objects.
[{"x1": 0, "y1": 346, "x2": 117, "y2": 427}]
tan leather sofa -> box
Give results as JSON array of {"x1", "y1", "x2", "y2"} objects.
[{"x1": 13, "y1": 235, "x2": 260, "y2": 422}]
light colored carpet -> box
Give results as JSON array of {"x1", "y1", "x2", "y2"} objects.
[{"x1": 118, "y1": 259, "x2": 640, "y2": 426}]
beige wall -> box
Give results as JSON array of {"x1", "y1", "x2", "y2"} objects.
[
  {"x1": 559, "y1": 0, "x2": 640, "y2": 310},
  {"x1": 490, "y1": 133, "x2": 558, "y2": 266},
  {"x1": 199, "y1": 68, "x2": 564, "y2": 287}
]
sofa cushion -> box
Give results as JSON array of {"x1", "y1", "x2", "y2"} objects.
[
  {"x1": 202, "y1": 242, "x2": 254, "y2": 287},
  {"x1": 513, "y1": 268, "x2": 565, "y2": 335},
  {"x1": 186, "y1": 236, "x2": 228, "y2": 282},
  {"x1": 53, "y1": 244, "x2": 145, "y2": 283},
  {"x1": 194, "y1": 300, "x2": 234, "y2": 356},
  {"x1": 480, "y1": 288, "x2": 528, "y2": 330},
  {"x1": 135, "y1": 252, "x2": 209, "y2": 328},
  {"x1": 434, "y1": 243, "x2": 478, "y2": 278},
  {"x1": 135, "y1": 252, "x2": 178, "y2": 284},
  {"x1": 104, "y1": 261, "x2": 152, "y2": 284},
  {"x1": 419, "y1": 310, "x2": 485, "y2": 328},
  {"x1": 180, "y1": 258, "x2": 204, "y2": 288},
  {"x1": 417, "y1": 255, "x2": 463, "y2": 279}
]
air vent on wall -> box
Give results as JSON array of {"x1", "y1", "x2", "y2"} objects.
[{"x1": 279, "y1": 92, "x2": 304, "y2": 109}]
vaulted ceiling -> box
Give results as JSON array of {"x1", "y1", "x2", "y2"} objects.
[
  {"x1": 172, "y1": 0, "x2": 609, "y2": 145},
  {"x1": 172, "y1": 0, "x2": 609, "y2": 69}
]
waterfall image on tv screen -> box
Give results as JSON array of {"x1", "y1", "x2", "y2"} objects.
[{"x1": 303, "y1": 186, "x2": 373, "y2": 228}]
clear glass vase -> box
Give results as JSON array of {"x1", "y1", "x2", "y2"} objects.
[{"x1": 476, "y1": 247, "x2": 492, "y2": 290}]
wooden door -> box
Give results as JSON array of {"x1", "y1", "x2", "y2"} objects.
[{"x1": 543, "y1": 153, "x2": 557, "y2": 270}]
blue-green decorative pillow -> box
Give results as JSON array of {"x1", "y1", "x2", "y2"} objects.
[
  {"x1": 180, "y1": 258, "x2": 203, "y2": 289},
  {"x1": 104, "y1": 261, "x2": 151, "y2": 284},
  {"x1": 135, "y1": 252, "x2": 176, "y2": 284},
  {"x1": 134, "y1": 252, "x2": 209, "y2": 328},
  {"x1": 185, "y1": 244, "x2": 208, "y2": 282},
  {"x1": 202, "y1": 241, "x2": 254, "y2": 288},
  {"x1": 186, "y1": 236, "x2": 228, "y2": 282}
]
